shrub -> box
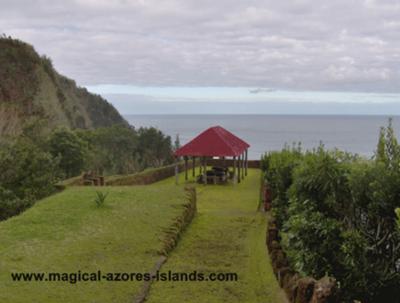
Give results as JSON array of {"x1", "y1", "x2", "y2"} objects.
[
  {"x1": 261, "y1": 120, "x2": 400, "y2": 302},
  {"x1": 261, "y1": 144, "x2": 302, "y2": 227},
  {"x1": 0, "y1": 187, "x2": 32, "y2": 220},
  {"x1": 0, "y1": 139, "x2": 61, "y2": 200},
  {"x1": 0, "y1": 139, "x2": 61, "y2": 221}
]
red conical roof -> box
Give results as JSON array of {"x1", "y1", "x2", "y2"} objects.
[{"x1": 175, "y1": 126, "x2": 250, "y2": 157}]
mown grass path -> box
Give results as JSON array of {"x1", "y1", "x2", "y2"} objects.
[{"x1": 148, "y1": 169, "x2": 286, "y2": 303}]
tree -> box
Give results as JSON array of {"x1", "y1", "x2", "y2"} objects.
[
  {"x1": 376, "y1": 118, "x2": 400, "y2": 168},
  {"x1": 376, "y1": 126, "x2": 386, "y2": 163},
  {"x1": 0, "y1": 139, "x2": 61, "y2": 216},
  {"x1": 174, "y1": 133, "x2": 181, "y2": 151},
  {"x1": 77, "y1": 125, "x2": 139, "y2": 175},
  {"x1": 48, "y1": 128, "x2": 86, "y2": 178},
  {"x1": 135, "y1": 127, "x2": 173, "y2": 169}
]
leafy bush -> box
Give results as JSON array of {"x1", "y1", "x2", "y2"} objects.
[
  {"x1": 0, "y1": 187, "x2": 31, "y2": 220},
  {"x1": 0, "y1": 139, "x2": 61, "y2": 200},
  {"x1": 261, "y1": 144, "x2": 302, "y2": 227},
  {"x1": 0, "y1": 139, "x2": 61, "y2": 220},
  {"x1": 261, "y1": 121, "x2": 400, "y2": 302}
]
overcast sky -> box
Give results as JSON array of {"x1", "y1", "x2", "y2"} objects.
[{"x1": 2, "y1": 0, "x2": 400, "y2": 114}]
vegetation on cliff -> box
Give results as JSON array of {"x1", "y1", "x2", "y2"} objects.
[
  {"x1": 0, "y1": 35, "x2": 127, "y2": 137},
  {"x1": 0, "y1": 124, "x2": 174, "y2": 221},
  {"x1": 0, "y1": 36, "x2": 175, "y2": 221}
]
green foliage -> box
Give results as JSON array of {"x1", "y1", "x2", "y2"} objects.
[
  {"x1": 94, "y1": 191, "x2": 108, "y2": 207},
  {"x1": 0, "y1": 139, "x2": 61, "y2": 200},
  {"x1": 0, "y1": 36, "x2": 40, "y2": 105},
  {"x1": 261, "y1": 120, "x2": 400, "y2": 302},
  {"x1": 0, "y1": 119, "x2": 174, "y2": 220},
  {"x1": 375, "y1": 117, "x2": 400, "y2": 168},
  {"x1": 283, "y1": 209, "x2": 343, "y2": 277},
  {"x1": 0, "y1": 187, "x2": 31, "y2": 221},
  {"x1": 0, "y1": 139, "x2": 61, "y2": 220},
  {"x1": 288, "y1": 148, "x2": 351, "y2": 220},
  {"x1": 0, "y1": 36, "x2": 127, "y2": 137},
  {"x1": 136, "y1": 127, "x2": 174, "y2": 169},
  {"x1": 0, "y1": 36, "x2": 174, "y2": 221},
  {"x1": 76, "y1": 125, "x2": 139, "y2": 175},
  {"x1": 261, "y1": 144, "x2": 303, "y2": 227},
  {"x1": 376, "y1": 126, "x2": 386, "y2": 162},
  {"x1": 75, "y1": 125, "x2": 174, "y2": 176},
  {"x1": 106, "y1": 163, "x2": 184, "y2": 186},
  {"x1": 48, "y1": 128, "x2": 86, "y2": 178},
  {"x1": 41, "y1": 55, "x2": 56, "y2": 83}
]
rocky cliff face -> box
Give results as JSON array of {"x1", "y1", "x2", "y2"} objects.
[{"x1": 0, "y1": 36, "x2": 127, "y2": 137}]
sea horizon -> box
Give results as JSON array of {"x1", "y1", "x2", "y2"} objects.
[
  {"x1": 124, "y1": 113, "x2": 400, "y2": 116},
  {"x1": 124, "y1": 114, "x2": 400, "y2": 160}
]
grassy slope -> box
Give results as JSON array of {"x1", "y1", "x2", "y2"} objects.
[
  {"x1": 148, "y1": 169, "x2": 286, "y2": 303},
  {"x1": 0, "y1": 185, "x2": 186, "y2": 303}
]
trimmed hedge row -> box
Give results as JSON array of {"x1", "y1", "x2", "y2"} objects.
[
  {"x1": 60, "y1": 164, "x2": 184, "y2": 187},
  {"x1": 63, "y1": 159, "x2": 259, "y2": 187},
  {"x1": 105, "y1": 163, "x2": 186, "y2": 185}
]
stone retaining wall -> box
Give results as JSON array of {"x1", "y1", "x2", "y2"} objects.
[
  {"x1": 266, "y1": 218, "x2": 338, "y2": 303},
  {"x1": 135, "y1": 186, "x2": 197, "y2": 303}
]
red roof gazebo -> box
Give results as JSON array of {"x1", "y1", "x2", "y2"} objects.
[{"x1": 174, "y1": 126, "x2": 250, "y2": 184}]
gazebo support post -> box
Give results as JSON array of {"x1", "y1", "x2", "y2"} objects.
[
  {"x1": 245, "y1": 149, "x2": 248, "y2": 176},
  {"x1": 184, "y1": 156, "x2": 188, "y2": 181},
  {"x1": 233, "y1": 156, "x2": 237, "y2": 184},
  {"x1": 238, "y1": 154, "x2": 241, "y2": 183},
  {"x1": 192, "y1": 156, "x2": 196, "y2": 178},
  {"x1": 175, "y1": 161, "x2": 179, "y2": 185},
  {"x1": 202, "y1": 157, "x2": 207, "y2": 184},
  {"x1": 241, "y1": 152, "x2": 245, "y2": 180}
]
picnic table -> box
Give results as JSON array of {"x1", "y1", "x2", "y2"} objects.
[{"x1": 197, "y1": 166, "x2": 230, "y2": 184}]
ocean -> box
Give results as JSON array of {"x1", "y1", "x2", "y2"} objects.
[{"x1": 124, "y1": 115, "x2": 400, "y2": 160}]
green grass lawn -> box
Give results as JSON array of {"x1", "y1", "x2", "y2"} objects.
[
  {"x1": 0, "y1": 185, "x2": 188, "y2": 303},
  {"x1": 0, "y1": 168, "x2": 285, "y2": 303},
  {"x1": 147, "y1": 169, "x2": 286, "y2": 303}
]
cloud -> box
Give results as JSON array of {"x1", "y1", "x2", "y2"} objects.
[
  {"x1": 249, "y1": 88, "x2": 276, "y2": 94},
  {"x1": 1, "y1": 0, "x2": 400, "y2": 92}
]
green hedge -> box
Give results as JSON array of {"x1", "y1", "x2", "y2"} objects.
[
  {"x1": 105, "y1": 162, "x2": 186, "y2": 186},
  {"x1": 261, "y1": 123, "x2": 400, "y2": 302}
]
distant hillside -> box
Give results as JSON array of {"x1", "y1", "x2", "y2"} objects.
[{"x1": 0, "y1": 36, "x2": 128, "y2": 137}]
